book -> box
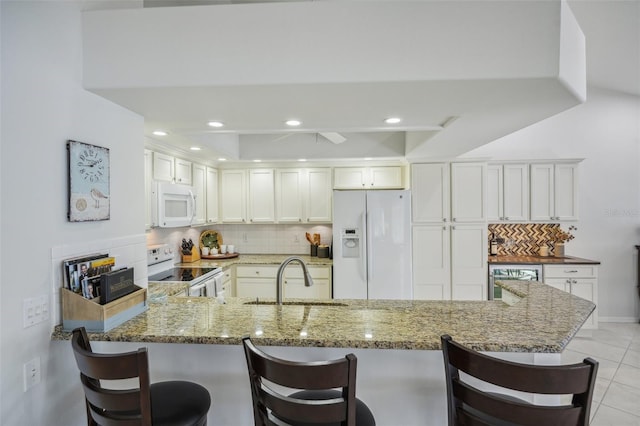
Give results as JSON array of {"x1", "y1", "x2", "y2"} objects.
[
  {"x1": 62, "y1": 253, "x2": 109, "y2": 294},
  {"x1": 100, "y1": 267, "x2": 136, "y2": 304}
]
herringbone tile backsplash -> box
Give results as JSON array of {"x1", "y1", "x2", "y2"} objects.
[{"x1": 488, "y1": 223, "x2": 562, "y2": 256}]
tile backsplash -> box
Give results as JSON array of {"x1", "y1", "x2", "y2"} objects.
[
  {"x1": 488, "y1": 223, "x2": 566, "y2": 256},
  {"x1": 147, "y1": 224, "x2": 333, "y2": 261}
]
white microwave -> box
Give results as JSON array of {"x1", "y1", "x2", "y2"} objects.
[{"x1": 155, "y1": 182, "x2": 196, "y2": 228}]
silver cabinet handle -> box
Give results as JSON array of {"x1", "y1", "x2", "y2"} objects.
[
  {"x1": 443, "y1": 218, "x2": 447, "y2": 222},
  {"x1": 504, "y1": 217, "x2": 509, "y2": 220},
  {"x1": 443, "y1": 226, "x2": 446, "y2": 230},
  {"x1": 452, "y1": 218, "x2": 457, "y2": 222},
  {"x1": 564, "y1": 270, "x2": 578, "y2": 273}
]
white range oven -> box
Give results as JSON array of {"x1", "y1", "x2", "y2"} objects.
[{"x1": 147, "y1": 244, "x2": 224, "y2": 297}]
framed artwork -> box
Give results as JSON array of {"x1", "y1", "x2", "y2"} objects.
[{"x1": 67, "y1": 140, "x2": 110, "y2": 222}]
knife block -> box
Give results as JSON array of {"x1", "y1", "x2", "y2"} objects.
[{"x1": 181, "y1": 246, "x2": 201, "y2": 263}]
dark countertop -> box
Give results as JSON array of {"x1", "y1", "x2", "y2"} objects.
[{"x1": 488, "y1": 255, "x2": 600, "y2": 265}]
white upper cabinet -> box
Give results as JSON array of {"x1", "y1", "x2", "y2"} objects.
[
  {"x1": 530, "y1": 163, "x2": 578, "y2": 221},
  {"x1": 220, "y1": 169, "x2": 247, "y2": 223},
  {"x1": 275, "y1": 169, "x2": 304, "y2": 223},
  {"x1": 333, "y1": 166, "x2": 403, "y2": 189},
  {"x1": 174, "y1": 158, "x2": 192, "y2": 185},
  {"x1": 152, "y1": 152, "x2": 192, "y2": 185},
  {"x1": 152, "y1": 152, "x2": 174, "y2": 182},
  {"x1": 191, "y1": 163, "x2": 206, "y2": 225},
  {"x1": 275, "y1": 168, "x2": 332, "y2": 223},
  {"x1": 305, "y1": 168, "x2": 332, "y2": 222},
  {"x1": 487, "y1": 164, "x2": 529, "y2": 222},
  {"x1": 450, "y1": 162, "x2": 487, "y2": 222},
  {"x1": 144, "y1": 150, "x2": 156, "y2": 229},
  {"x1": 248, "y1": 169, "x2": 275, "y2": 223},
  {"x1": 206, "y1": 167, "x2": 219, "y2": 224},
  {"x1": 411, "y1": 163, "x2": 450, "y2": 223}
]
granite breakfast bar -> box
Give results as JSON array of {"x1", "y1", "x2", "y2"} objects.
[{"x1": 52, "y1": 280, "x2": 595, "y2": 425}]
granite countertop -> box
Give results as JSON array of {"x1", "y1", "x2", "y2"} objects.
[
  {"x1": 178, "y1": 254, "x2": 333, "y2": 270},
  {"x1": 52, "y1": 280, "x2": 595, "y2": 353},
  {"x1": 488, "y1": 255, "x2": 600, "y2": 265}
]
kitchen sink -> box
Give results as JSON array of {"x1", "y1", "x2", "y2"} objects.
[{"x1": 244, "y1": 301, "x2": 348, "y2": 307}]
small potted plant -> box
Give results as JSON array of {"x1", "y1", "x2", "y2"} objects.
[{"x1": 551, "y1": 225, "x2": 576, "y2": 257}]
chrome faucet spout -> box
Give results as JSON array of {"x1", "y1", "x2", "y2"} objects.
[{"x1": 276, "y1": 256, "x2": 314, "y2": 305}]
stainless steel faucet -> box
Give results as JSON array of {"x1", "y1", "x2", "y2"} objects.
[{"x1": 276, "y1": 256, "x2": 314, "y2": 305}]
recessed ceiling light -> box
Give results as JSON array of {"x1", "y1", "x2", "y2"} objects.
[
  {"x1": 208, "y1": 121, "x2": 224, "y2": 128},
  {"x1": 253, "y1": 159, "x2": 262, "y2": 163},
  {"x1": 218, "y1": 158, "x2": 227, "y2": 162},
  {"x1": 190, "y1": 146, "x2": 201, "y2": 151},
  {"x1": 298, "y1": 159, "x2": 307, "y2": 162},
  {"x1": 384, "y1": 117, "x2": 402, "y2": 124},
  {"x1": 285, "y1": 120, "x2": 301, "y2": 127},
  {"x1": 152, "y1": 130, "x2": 168, "y2": 136},
  {"x1": 364, "y1": 157, "x2": 373, "y2": 161}
]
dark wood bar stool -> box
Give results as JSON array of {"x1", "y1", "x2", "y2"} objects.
[
  {"x1": 242, "y1": 336, "x2": 376, "y2": 426},
  {"x1": 71, "y1": 327, "x2": 211, "y2": 426},
  {"x1": 441, "y1": 334, "x2": 598, "y2": 426}
]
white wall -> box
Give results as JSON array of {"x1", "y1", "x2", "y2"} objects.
[
  {"x1": 463, "y1": 86, "x2": 640, "y2": 321},
  {"x1": 1, "y1": 1, "x2": 145, "y2": 424}
]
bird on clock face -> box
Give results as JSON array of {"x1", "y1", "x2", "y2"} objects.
[{"x1": 90, "y1": 188, "x2": 108, "y2": 208}]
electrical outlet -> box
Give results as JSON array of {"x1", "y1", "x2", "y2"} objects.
[
  {"x1": 294, "y1": 235, "x2": 299, "y2": 243},
  {"x1": 243, "y1": 233, "x2": 248, "y2": 243},
  {"x1": 23, "y1": 357, "x2": 41, "y2": 391}
]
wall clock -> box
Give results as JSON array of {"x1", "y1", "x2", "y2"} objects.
[{"x1": 67, "y1": 140, "x2": 110, "y2": 222}]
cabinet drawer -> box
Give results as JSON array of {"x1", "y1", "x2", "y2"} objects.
[
  {"x1": 285, "y1": 266, "x2": 330, "y2": 279},
  {"x1": 543, "y1": 265, "x2": 598, "y2": 278},
  {"x1": 236, "y1": 266, "x2": 277, "y2": 278}
]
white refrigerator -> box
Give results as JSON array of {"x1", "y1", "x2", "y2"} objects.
[{"x1": 332, "y1": 190, "x2": 412, "y2": 299}]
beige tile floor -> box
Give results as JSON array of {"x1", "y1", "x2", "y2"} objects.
[{"x1": 562, "y1": 322, "x2": 640, "y2": 425}]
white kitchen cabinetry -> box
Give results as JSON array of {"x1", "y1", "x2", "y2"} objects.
[
  {"x1": 220, "y1": 169, "x2": 247, "y2": 223},
  {"x1": 487, "y1": 164, "x2": 529, "y2": 222},
  {"x1": 152, "y1": 152, "x2": 192, "y2": 185},
  {"x1": 205, "y1": 167, "x2": 219, "y2": 224},
  {"x1": 152, "y1": 152, "x2": 175, "y2": 182},
  {"x1": 248, "y1": 169, "x2": 275, "y2": 223},
  {"x1": 144, "y1": 150, "x2": 156, "y2": 229},
  {"x1": 174, "y1": 158, "x2": 192, "y2": 185},
  {"x1": 412, "y1": 162, "x2": 487, "y2": 300},
  {"x1": 276, "y1": 168, "x2": 332, "y2": 223},
  {"x1": 411, "y1": 163, "x2": 449, "y2": 223},
  {"x1": 451, "y1": 224, "x2": 488, "y2": 300},
  {"x1": 333, "y1": 166, "x2": 403, "y2": 189},
  {"x1": 412, "y1": 224, "x2": 487, "y2": 301},
  {"x1": 235, "y1": 264, "x2": 331, "y2": 299},
  {"x1": 530, "y1": 163, "x2": 578, "y2": 221},
  {"x1": 450, "y1": 162, "x2": 487, "y2": 223},
  {"x1": 543, "y1": 264, "x2": 598, "y2": 329},
  {"x1": 191, "y1": 163, "x2": 206, "y2": 225},
  {"x1": 221, "y1": 266, "x2": 235, "y2": 297}
]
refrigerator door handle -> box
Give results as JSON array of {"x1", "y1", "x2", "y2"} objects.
[{"x1": 361, "y1": 211, "x2": 368, "y2": 285}]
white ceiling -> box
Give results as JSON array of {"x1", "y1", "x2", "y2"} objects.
[{"x1": 104, "y1": 1, "x2": 639, "y2": 163}]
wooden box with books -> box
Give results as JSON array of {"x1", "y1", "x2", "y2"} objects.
[{"x1": 61, "y1": 285, "x2": 147, "y2": 333}]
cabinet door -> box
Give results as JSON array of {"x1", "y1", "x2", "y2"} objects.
[
  {"x1": 205, "y1": 167, "x2": 219, "y2": 224},
  {"x1": 412, "y1": 225, "x2": 451, "y2": 300},
  {"x1": 236, "y1": 279, "x2": 276, "y2": 298},
  {"x1": 333, "y1": 167, "x2": 367, "y2": 189},
  {"x1": 144, "y1": 150, "x2": 156, "y2": 229},
  {"x1": 276, "y1": 169, "x2": 303, "y2": 223},
  {"x1": 152, "y1": 152, "x2": 174, "y2": 182},
  {"x1": 530, "y1": 164, "x2": 555, "y2": 221},
  {"x1": 486, "y1": 165, "x2": 503, "y2": 222},
  {"x1": 554, "y1": 163, "x2": 578, "y2": 221},
  {"x1": 284, "y1": 279, "x2": 331, "y2": 299},
  {"x1": 570, "y1": 279, "x2": 597, "y2": 327},
  {"x1": 451, "y1": 163, "x2": 486, "y2": 223},
  {"x1": 174, "y1": 158, "x2": 192, "y2": 185},
  {"x1": 451, "y1": 224, "x2": 487, "y2": 300},
  {"x1": 370, "y1": 166, "x2": 403, "y2": 189},
  {"x1": 249, "y1": 169, "x2": 275, "y2": 223},
  {"x1": 220, "y1": 170, "x2": 246, "y2": 223},
  {"x1": 411, "y1": 163, "x2": 449, "y2": 223},
  {"x1": 191, "y1": 163, "x2": 206, "y2": 225},
  {"x1": 503, "y1": 164, "x2": 529, "y2": 221},
  {"x1": 306, "y1": 168, "x2": 332, "y2": 222},
  {"x1": 544, "y1": 278, "x2": 569, "y2": 292}
]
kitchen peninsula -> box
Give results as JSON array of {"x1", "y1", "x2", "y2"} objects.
[{"x1": 53, "y1": 279, "x2": 594, "y2": 425}]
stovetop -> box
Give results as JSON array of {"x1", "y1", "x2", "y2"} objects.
[{"x1": 148, "y1": 267, "x2": 216, "y2": 283}]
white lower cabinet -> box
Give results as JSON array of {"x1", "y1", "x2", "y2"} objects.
[
  {"x1": 543, "y1": 264, "x2": 598, "y2": 329},
  {"x1": 412, "y1": 224, "x2": 487, "y2": 301},
  {"x1": 235, "y1": 264, "x2": 332, "y2": 300},
  {"x1": 221, "y1": 267, "x2": 234, "y2": 297}
]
